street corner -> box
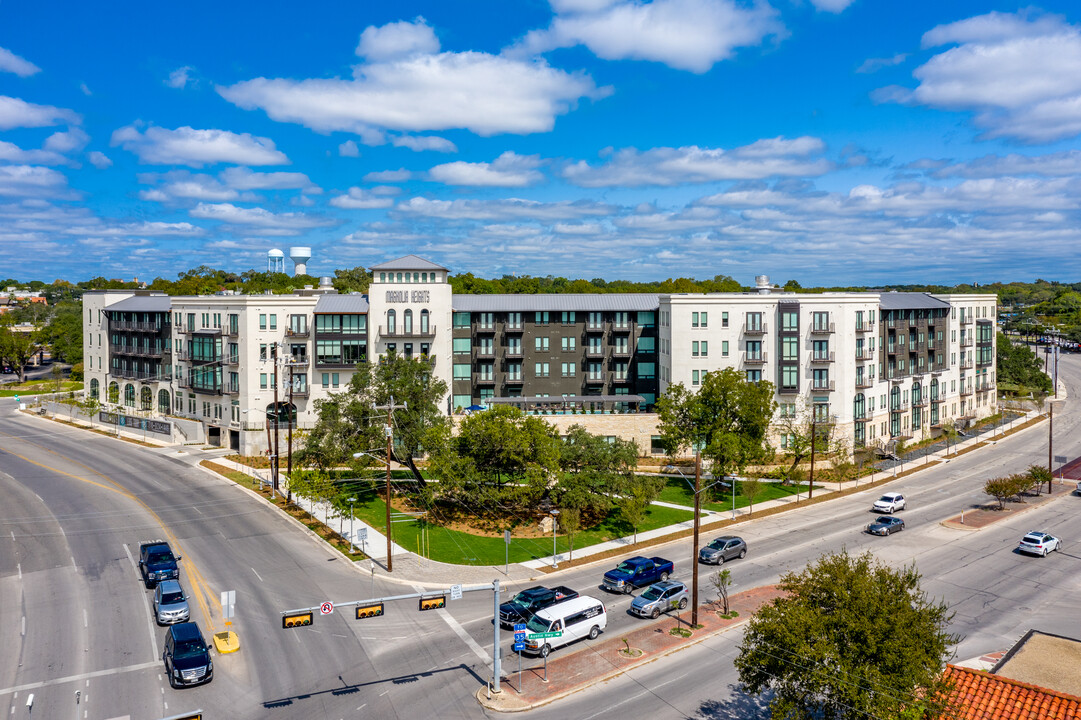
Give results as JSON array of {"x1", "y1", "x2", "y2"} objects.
[{"x1": 475, "y1": 685, "x2": 533, "y2": 713}]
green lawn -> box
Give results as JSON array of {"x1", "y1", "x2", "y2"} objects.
[
  {"x1": 656, "y1": 475, "x2": 816, "y2": 512},
  {"x1": 333, "y1": 486, "x2": 696, "y2": 566},
  {"x1": 0, "y1": 380, "x2": 82, "y2": 397}
]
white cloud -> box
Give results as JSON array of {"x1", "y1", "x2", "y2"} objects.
[
  {"x1": 189, "y1": 202, "x2": 337, "y2": 234},
  {"x1": 0, "y1": 95, "x2": 80, "y2": 130},
  {"x1": 809, "y1": 0, "x2": 856, "y2": 13},
  {"x1": 428, "y1": 151, "x2": 544, "y2": 186},
  {"x1": 110, "y1": 125, "x2": 290, "y2": 167},
  {"x1": 329, "y1": 187, "x2": 395, "y2": 209},
  {"x1": 395, "y1": 196, "x2": 616, "y2": 221},
  {"x1": 219, "y1": 167, "x2": 320, "y2": 192},
  {"x1": 79, "y1": 82, "x2": 92, "y2": 96},
  {"x1": 338, "y1": 139, "x2": 360, "y2": 157},
  {"x1": 365, "y1": 168, "x2": 413, "y2": 182},
  {"x1": 515, "y1": 0, "x2": 784, "y2": 73},
  {"x1": 43, "y1": 128, "x2": 90, "y2": 153},
  {"x1": 0, "y1": 165, "x2": 70, "y2": 197},
  {"x1": 138, "y1": 168, "x2": 320, "y2": 203},
  {"x1": 87, "y1": 151, "x2": 113, "y2": 169},
  {"x1": 888, "y1": 11, "x2": 1081, "y2": 143},
  {"x1": 166, "y1": 66, "x2": 195, "y2": 89},
  {"x1": 931, "y1": 151, "x2": 1081, "y2": 178},
  {"x1": 0, "y1": 141, "x2": 68, "y2": 165},
  {"x1": 392, "y1": 135, "x2": 458, "y2": 152},
  {"x1": 139, "y1": 173, "x2": 244, "y2": 202},
  {"x1": 219, "y1": 49, "x2": 602, "y2": 137},
  {"x1": 0, "y1": 47, "x2": 41, "y2": 77},
  {"x1": 856, "y1": 53, "x2": 907, "y2": 74},
  {"x1": 356, "y1": 17, "x2": 440, "y2": 61},
  {"x1": 60, "y1": 221, "x2": 205, "y2": 237},
  {"x1": 563, "y1": 137, "x2": 831, "y2": 186}
]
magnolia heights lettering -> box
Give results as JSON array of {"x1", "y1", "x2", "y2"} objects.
[{"x1": 386, "y1": 290, "x2": 431, "y2": 303}]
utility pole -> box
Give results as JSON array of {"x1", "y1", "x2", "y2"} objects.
[
  {"x1": 1048, "y1": 402, "x2": 1053, "y2": 494},
  {"x1": 375, "y1": 395, "x2": 407, "y2": 572},
  {"x1": 808, "y1": 409, "x2": 817, "y2": 500},
  {"x1": 286, "y1": 361, "x2": 295, "y2": 504},
  {"x1": 271, "y1": 343, "x2": 280, "y2": 494},
  {"x1": 691, "y1": 449, "x2": 701, "y2": 628}
]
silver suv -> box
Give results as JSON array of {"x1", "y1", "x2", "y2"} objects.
[
  {"x1": 630, "y1": 581, "x2": 689, "y2": 619},
  {"x1": 154, "y1": 580, "x2": 190, "y2": 625}
]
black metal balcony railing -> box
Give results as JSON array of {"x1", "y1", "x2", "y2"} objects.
[
  {"x1": 285, "y1": 327, "x2": 310, "y2": 338},
  {"x1": 744, "y1": 352, "x2": 767, "y2": 365},
  {"x1": 855, "y1": 322, "x2": 872, "y2": 333},
  {"x1": 504, "y1": 375, "x2": 524, "y2": 384},
  {"x1": 744, "y1": 324, "x2": 767, "y2": 335},
  {"x1": 811, "y1": 379, "x2": 835, "y2": 391},
  {"x1": 811, "y1": 352, "x2": 835, "y2": 363},
  {"x1": 380, "y1": 324, "x2": 437, "y2": 338},
  {"x1": 856, "y1": 377, "x2": 874, "y2": 389},
  {"x1": 584, "y1": 374, "x2": 605, "y2": 384}
]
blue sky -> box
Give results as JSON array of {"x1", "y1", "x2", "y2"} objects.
[{"x1": 3, "y1": 0, "x2": 1081, "y2": 285}]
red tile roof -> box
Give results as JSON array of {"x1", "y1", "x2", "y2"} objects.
[{"x1": 945, "y1": 665, "x2": 1081, "y2": 719}]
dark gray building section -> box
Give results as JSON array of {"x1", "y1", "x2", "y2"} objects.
[
  {"x1": 104, "y1": 293, "x2": 173, "y2": 409},
  {"x1": 313, "y1": 294, "x2": 370, "y2": 392},
  {"x1": 450, "y1": 294, "x2": 659, "y2": 411}
]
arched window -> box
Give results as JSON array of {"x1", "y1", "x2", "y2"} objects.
[
  {"x1": 853, "y1": 393, "x2": 865, "y2": 420},
  {"x1": 90, "y1": 378, "x2": 100, "y2": 400},
  {"x1": 140, "y1": 386, "x2": 152, "y2": 411},
  {"x1": 108, "y1": 382, "x2": 120, "y2": 403},
  {"x1": 403, "y1": 309, "x2": 413, "y2": 334},
  {"x1": 911, "y1": 381, "x2": 922, "y2": 405},
  {"x1": 420, "y1": 309, "x2": 430, "y2": 333},
  {"x1": 890, "y1": 385, "x2": 901, "y2": 411},
  {"x1": 387, "y1": 309, "x2": 396, "y2": 334},
  {"x1": 930, "y1": 378, "x2": 939, "y2": 402},
  {"x1": 124, "y1": 384, "x2": 136, "y2": 407},
  {"x1": 158, "y1": 389, "x2": 171, "y2": 414}
]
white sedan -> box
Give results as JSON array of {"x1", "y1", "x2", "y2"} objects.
[
  {"x1": 872, "y1": 492, "x2": 906, "y2": 513},
  {"x1": 1017, "y1": 532, "x2": 1061, "y2": 557}
]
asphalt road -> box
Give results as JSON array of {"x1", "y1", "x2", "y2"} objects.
[{"x1": 0, "y1": 353, "x2": 1079, "y2": 719}]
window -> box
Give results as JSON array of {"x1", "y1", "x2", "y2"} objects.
[
  {"x1": 535, "y1": 337, "x2": 550, "y2": 352},
  {"x1": 507, "y1": 312, "x2": 522, "y2": 329},
  {"x1": 637, "y1": 335, "x2": 655, "y2": 352},
  {"x1": 561, "y1": 311, "x2": 576, "y2": 325},
  {"x1": 453, "y1": 338, "x2": 471, "y2": 354},
  {"x1": 534, "y1": 362, "x2": 550, "y2": 378},
  {"x1": 746, "y1": 340, "x2": 762, "y2": 361},
  {"x1": 322, "y1": 373, "x2": 330, "y2": 388},
  {"x1": 587, "y1": 362, "x2": 603, "y2": 380},
  {"x1": 613, "y1": 362, "x2": 628, "y2": 380},
  {"x1": 692, "y1": 312, "x2": 699, "y2": 328},
  {"x1": 269, "y1": 314, "x2": 277, "y2": 330},
  {"x1": 782, "y1": 337, "x2": 798, "y2": 361},
  {"x1": 692, "y1": 341, "x2": 700, "y2": 357},
  {"x1": 813, "y1": 339, "x2": 829, "y2": 361},
  {"x1": 613, "y1": 312, "x2": 628, "y2": 328},
  {"x1": 781, "y1": 311, "x2": 798, "y2": 331},
  {"x1": 722, "y1": 340, "x2": 729, "y2": 357},
  {"x1": 477, "y1": 312, "x2": 494, "y2": 329},
  {"x1": 259, "y1": 313, "x2": 267, "y2": 330},
  {"x1": 701, "y1": 312, "x2": 708, "y2": 328},
  {"x1": 316, "y1": 340, "x2": 342, "y2": 364},
  {"x1": 453, "y1": 312, "x2": 471, "y2": 328},
  {"x1": 387, "y1": 309, "x2": 396, "y2": 334},
  {"x1": 561, "y1": 336, "x2": 576, "y2": 352},
  {"x1": 812, "y1": 312, "x2": 829, "y2": 332},
  {"x1": 535, "y1": 311, "x2": 549, "y2": 325},
  {"x1": 475, "y1": 337, "x2": 492, "y2": 355},
  {"x1": 477, "y1": 362, "x2": 494, "y2": 381},
  {"x1": 637, "y1": 362, "x2": 655, "y2": 379},
  {"x1": 403, "y1": 309, "x2": 414, "y2": 334},
  {"x1": 260, "y1": 343, "x2": 267, "y2": 361},
  {"x1": 561, "y1": 362, "x2": 576, "y2": 377},
  {"x1": 692, "y1": 370, "x2": 700, "y2": 385},
  {"x1": 587, "y1": 312, "x2": 603, "y2": 328},
  {"x1": 638, "y1": 311, "x2": 655, "y2": 328},
  {"x1": 699, "y1": 340, "x2": 708, "y2": 357},
  {"x1": 746, "y1": 312, "x2": 761, "y2": 331},
  {"x1": 746, "y1": 369, "x2": 762, "y2": 382},
  {"x1": 260, "y1": 373, "x2": 268, "y2": 389},
  {"x1": 588, "y1": 337, "x2": 603, "y2": 354},
  {"x1": 508, "y1": 337, "x2": 522, "y2": 355},
  {"x1": 453, "y1": 363, "x2": 471, "y2": 380},
  {"x1": 507, "y1": 362, "x2": 522, "y2": 380},
  {"x1": 613, "y1": 336, "x2": 629, "y2": 354}
]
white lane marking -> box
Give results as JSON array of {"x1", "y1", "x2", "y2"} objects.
[
  {"x1": 83, "y1": 608, "x2": 88, "y2": 628},
  {"x1": 251, "y1": 567, "x2": 263, "y2": 582},
  {"x1": 356, "y1": 705, "x2": 367, "y2": 712},
  {"x1": 71, "y1": 555, "x2": 77, "y2": 570},
  {"x1": 411, "y1": 583, "x2": 490, "y2": 666},
  {"x1": 578, "y1": 672, "x2": 690, "y2": 720},
  {"x1": 0, "y1": 661, "x2": 159, "y2": 696},
  {"x1": 16, "y1": 563, "x2": 20, "y2": 580},
  {"x1": 191, "y1": 505, "x2": 202, "y2": 515},
  {"x1": 21, "y1": 616, "x2": 25, "y2": 636},
  {"x1": 125, "y1": 544, "x2": 159, "y2": 660}
]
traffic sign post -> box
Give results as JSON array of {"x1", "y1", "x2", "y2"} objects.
[
  {"x1": 450, "y1": 584, "x2": 463, "y2": 601},
  {"x1": 513, "y1": 622, "x2": 527, "y2": 693},
  {"x1": 320, "y1": 601, "x2": 334, "y2": 615},
  {"x1": 526, "y1": 631, "x2": 562, "y2": 639}
]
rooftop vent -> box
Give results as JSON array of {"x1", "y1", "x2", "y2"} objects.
[{"x1": 755, "y1": 275, "x2": 773, "y2": 295}]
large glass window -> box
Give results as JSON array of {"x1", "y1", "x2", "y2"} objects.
[
  {"x1": 420, "y1": 309, "x2": 430, "y2": 333},
  {"x1": 386, "y1": 310, "x2": 396, "y2": 334},
  {"x1": 453, "y1": 363, "x2": 471, "y2": 380},
  {"x1": 453, "y1": 338, "x2": 471, "y2": 354},
  {"x1": 781, "y1": 311, "x2": 798, "y2": 331},
  {"x1": 637, "y1": 336, "x2": 655, "y2": 352},
  {"x1": 317, "y1": 340, "x2": 342, "y2": 364},
  {"x1": 453, "y1": 312, "x2": 471, "y2": 328},
  {"x1": 403, "y1": 309, "x2": 413, "y2": 334}
]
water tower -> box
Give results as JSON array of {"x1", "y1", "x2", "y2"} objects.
[
  {"x1": 268, "y1": 248, "x2": 285, "y2": 273},
  {"x1": 289, "y1": 246, "x2": 312, "y2": 277}
]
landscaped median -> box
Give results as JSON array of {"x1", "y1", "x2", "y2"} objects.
[{"x1": 476, "y1": 584, "x2": 786, "y2": 713}]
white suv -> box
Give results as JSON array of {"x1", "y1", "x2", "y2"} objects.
[{"x1": 873, "y1": 493, "x2": 906, "y2": 513}]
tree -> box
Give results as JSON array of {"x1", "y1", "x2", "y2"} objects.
[
  {"x1": 0, "y1": 318, "x2": 37, "y2": 383},
  {"x1": 557, "y1": 424, "x2": 638, "y2": 515},
  {"x1": 560, "y1": 507, "x2": 581, "y2": 561},
  {"x1": 941, "y1": 420, "x2": 958, "y2": 455},
  {"x1": 36, "y1": 302, "x2": 83, "y2": 364},
  {"x1": 775, "y1": 406, "x2": 841, "y2": 483},
  {"x1": 298, "y1": 353, "x2": 448, "y2": 484},
  {"x1": 711, "y1": 568, "x2": 732, "y2": 615},
  {"x1": 996, "y1": 332, "x2": 1052, "y2": 393},
  {"x1": 736, "y1": 550, "x2": 959, "y2": 720},
  {"x1": 81, "y1": 395, "x2": 101, "y2": 427},
  {"x1": 741, "y1": 478, "x2": 763, "y2": 515},
  {"x1": 656, "y1": 368, "x2": 777, "y2": 479},
  {"x1": 614, "y1": 474, "x2": 665, "y2": 543},
  {"x1": 984, "y1": 476, "x2": 1015, "y2": 510},
  {"x1": 1028, "y1": 464, "x2": 1053, "y2": 495}
]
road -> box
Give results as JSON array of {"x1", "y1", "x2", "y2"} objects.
[{"x1": 0, "y1": 353, "x2": 1079, "y2": 719}]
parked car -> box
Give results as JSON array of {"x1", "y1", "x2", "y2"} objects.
[
  {"x1": 162, "y1": 622, "x2": 213, "y2": 688},
  {"x1": 699, "y1": 536, "x2": 747, "y2": 565},
  {"x1": 1074, "y1": 481, "x2": 1081, "y2": 496},
  {"x1": 1017, "y1": 531, "x2": 1061, "y2": 557},
  {"x1": 867, "y1": 516, "x2": 905, "y2": 536},
  {"x1": 629, "y1": 581, "x2": 689, "y2": 619},
  {"x1": 521, "y1": 596, "x2": 607, "y2": 657},
  {"x1": 153, "y1": 580, "x2": 191, "y2": 625},
  {"x1": 872, "y1": 493, "x2": 906, "y2": 513},
  {"x1": 602, "y1": 556, "x2": 674, "y2": 594},
  {"x1": 498, "y1": 585, "x2": 579, "y2": 628},
  {"x1": 139, "y1": 540, "x2": 180, "y2": 588}
]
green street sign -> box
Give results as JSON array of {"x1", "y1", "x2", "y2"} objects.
[{"x1": 527, "y1": 631, "x2": 563, "y2": 639}]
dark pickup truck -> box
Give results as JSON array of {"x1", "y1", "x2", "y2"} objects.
[
  {"x1": 139, "y1": 540, "x2": 181, "y2": 588},
  {"x1": 602, "y1": 556, "x2": 674, "y2": 594},
  {"x1": 499, "y1": 585, "x2": 579, "y2": 628}
]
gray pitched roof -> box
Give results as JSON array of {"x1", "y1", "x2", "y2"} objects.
[
  {"x1": 877, "y1": 292, "x2": 951, "y2": 311},
  {"x1": 453, "y1": 293, "x2": 659, "y2": 312},
  {"x1": 314, "y1": 294, "x2": 369, "y2": 313},
  {"x1": 107, "y1": 294, "x2": 172, "y2": 312},
  {"x1": 369, "y1": 255, "x2": 448, "y2": 272}
]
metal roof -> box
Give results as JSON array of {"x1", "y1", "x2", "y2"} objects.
[
  {"x1": 106, "y1": 294, "x2": 172, "y2": 312},
  {"x1": 453, "y1": 294, "x2": 659, "y2": 312},
  {"x1": 314, "y1": 294, "x2": 369, "y2": 313},
  {"x1": 877, "y1": 292, "x2": 951, "y2": 311},
  {"x1": 369, "y1": 255, "x2": 448, "y2": 272}
]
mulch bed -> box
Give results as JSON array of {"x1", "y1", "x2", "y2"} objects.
[{"x1": 942, "y1": 480, "x2": 1075, "y2": 529}]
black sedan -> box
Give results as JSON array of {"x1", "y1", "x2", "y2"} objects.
[{"x1": 867, "y1": 516, "x2": 905, "y2": 536}]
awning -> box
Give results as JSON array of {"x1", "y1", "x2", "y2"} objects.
[{"x1": 487, "y1": 394, "x2": 645, "y2": 404}]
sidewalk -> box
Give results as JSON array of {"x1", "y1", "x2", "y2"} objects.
[{"x1": 476, "y1": 584, "x2": 786, "y2": 712}]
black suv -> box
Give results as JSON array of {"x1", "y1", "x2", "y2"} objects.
[{"x1": 162, "y1": 622, "x2": 213, "y2": 688}]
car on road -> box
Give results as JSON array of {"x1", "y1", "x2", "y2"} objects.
[
  {"x1": 498, "y1": 585, "x2": 579, "y2": 628},
  {"x1": 629, "y1": 581, "x2": 689, "y2": 619},
  {"x1": 699, "y1": 536, "x2": 747, "y2": 565},
  {"x1": 162, "y1": 622, "x2": 213, "y2": 688},
  {"x1": 139, "y1": 540, "x2": 180, "y2": 588},
  {"x1": 872, "y1": 493, "x2": 906, "y2": 513},
  {"x1": 1075, "y1": 481, "x2": 1081, "y2": 496},
  {"x1": 521, "y1": 596, "x2": 607, "y2": 658},
  {"x1": 867, "y1": 516, "x2": 905, "y2": 536},
  {"x1": 1017, "y1": 531, "x2": 1061, "y2": 557},
  {"x1": 153, "y1": 580, "x2": 191, "y2": 625},
  {"x1": 602, "y1": 556, "x2": 674, "y2": 594}
]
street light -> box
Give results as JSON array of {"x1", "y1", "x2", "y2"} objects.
[
  {"x1": 348, "y1": 496, "x2": 357, "y2": 555},
  {"x1": 550, "y1": 510, "x2": 560, "y2": 569}
]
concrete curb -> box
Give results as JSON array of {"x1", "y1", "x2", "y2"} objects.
[{"x1": 939, "y1": 481, "x2": 1077, "y2": 532}]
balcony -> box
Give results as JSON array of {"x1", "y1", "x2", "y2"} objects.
[
  {"x1": 977, "y1": 381, "x2": 995, "y2": 392},
  {"x1": 285, "y1": 327, "x2": 310, "y2": 338},
  {"x1": 810, "y1": 322, "x2": 835, "y2": 334},
  {"x1": 811, "y1": 352, "x2": 835, "y2": 364},
  {"x1": 744, "y1": 323, "x2": 767, "y2": 336},
  {"x1": 284, "y1": 357, "x2": 309, "y2": 368},
  {"x1": 960, "y1": 336, "x2": 973, "y2": 347},
  {"x1": 855, "y1": 347, "x2": 874, "y2": 361},
  {"x1": 912, "y1": 396, "x2": 928, "y2": 407},
  {"x1": 856, "y1": 376, "x2": 874, "y2": 389},
  {"x1": 960, "y1": 315, "x2": 974, "y2": 325},
  {"x1": 611, "y1": 373, "x2": 630, "y2": 384},
  {"x1": 504, "y1": 375, "x2": 524, "y2": 385},
  {"x1": 778, "y1": 384, "x2": 801, "y2": 395},
  {"x1": 222, "y1": 325, "x2": 239, "y2": 337},
  {"x1": 744, "y1": 351, "x2": 767, "y2": 365},
  {"x1": 505, "y1": 348, "x2": 523, "y2": 358},
  {"x1": 811, "y1": 380, "x2": 835, "y2": 392},
  {"x1": 473, "y1": 325, "x2": 496, "y2": 334},
  {"x1": 504, "y1": 324, "x2": 524, "y2": 333},
  {"x1": 855, "y1": 322, "x2": 872, "y2": 333},
  {"x1": 890, "y1": 401, "x2": 910, "y2": 413},
  {"x1": 610, "y1": 346, "x2": 631, "y2": 358},
  {"x1": 224, "y1": 383, "x2": 240, "y2": 395},
  {"x1": 176, "y1": 377, "x2": 192, "y2": 388},
  {"x1": 289, "y1": 387, "x2": 310, "y2": 398},
  {"x1": 585, "y1": 374, "x2": 605, "y2": 384},
  {"x1": 225, "y1": 354, "x2": 239, "y2": 366},
  {"x1": 977, "y1": 357, "x2": 993, "y2": 367},
  {"x1": 586, "y1": 323, "x2": 606, "y2": 333},
  {"x1": 610, "y1": 323, "x2": 632, "y2": 333},
  {"x1": 474, "y1": 375, "x2": 496, "y2": 385},
  {"x1": 960, "y1": 384, "x2": 974, "y2": 396},
  {"x1": 960, "y1": 358, "x2": 973, "y2": 369},
  {"x1": 380, "y1": 324, "x2": 437, "y2": 338}
]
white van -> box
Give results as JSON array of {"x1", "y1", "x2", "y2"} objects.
[{"x1": 522, "y1": 595, "x2": 606, "y2": 657}]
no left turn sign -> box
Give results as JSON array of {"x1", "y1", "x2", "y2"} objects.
[{"x1": 320, "y1": 602, "x2": 334, "y2": 615}]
